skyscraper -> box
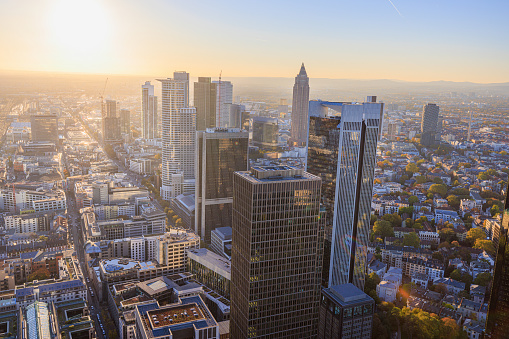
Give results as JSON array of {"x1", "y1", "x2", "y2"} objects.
[
  {"x1": 158, "y1": 72, "x2": 196, "y2": 200},
  {"x1": 194, "y1": 77, "x2": 217, "y2": 130},
  {"x1": 230, "y1": 166, "x2": 324, "y2": 338},
  {"x1": 228, "y1": 103, "x2": 246, "y2": 129},
  {"x1": 486, "y1": 182, "x2": 509, "y2": 337},
  {"x1": 213, "y1": 80, "x2": 233, "y2": 127},
  {"x1": 141, "y1": 81, "x2": 158, "y2": 140},
  {"x1": 102, "y1": 99, "x2": 121, "y2": 143},
  {"x1": 420, "y1": 103, "x2": 440, "y2": 146},
  {"x1": 290, "y1": 63, "x2": 309, "y2": 146},
  {"x1": 251, "y1": 116, "x2": 279, "y2": 149},
  {"x1": 195, "y1": 128, "x2": 249, "y2": 243},
  {"x1": 30, "y1": 114, "x2": 58, "y2": 143},
  {"x1": 119, "y1": 108, "x2": 130, "y2": 138},
  {"x1": 327, "y1": 97, "x2": 384, "y2": 290}
]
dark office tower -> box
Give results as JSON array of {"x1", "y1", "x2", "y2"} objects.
[
  {"x1": 307, "y1": 115, "x2": 341, "y2": 286},
  {"x1": 142, "y1": 81, "x2": 158, "y2": 140},
  {"x1": 329, "y1": 99, "x2": 384, "y2": 290},
  {"x1": 420, "y1": 103, "x2": 440, "y2": 146},
  {"x1": 230, "y1": 166, "x2": 324, "y2": 338},
  {"x1": 30, "y1": 114, "x2": 58, "y2": 143},
  {"x1": 290, "y1": 63, "x2": 309, "y2": 146},
  {"x1": 195, "y1": 128, "x2": 249, "y2": 243},
  {"x1": 194, "y1": 77, "x2": 217, "y2": 130},
  {"x1": 486, "y1": 182, "x2": 509, "y2": 338},
  {"x1": 318, "y1": 283, "x2": 375, "y2": 339},
  {"x1": 102, "y1": 99, "x2": 121, "y2": 143},
  {"x1": 252, "y1": 117, "x2": 279, "y2": 150},
  {"x1": 119, "y1": 109, "x2": 130, "y2": 137}
]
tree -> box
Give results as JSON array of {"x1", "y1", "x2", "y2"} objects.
[
  {"x1": 451, "y1": 241, "x2": 460, "y2": 247},
  {"x1": 491, "y1": 204, "x2": 501, "y2": 217},
  {"x1": 428, "y1": 184, "x2": 448, "y2": 197},
  {"x1": 382, "y1": 213, "x2": 402, "y2": 227},
  {"x1": 450, "y1": 269, "x2": 462, "y2": 281},
  {"x1": 474, "y1": 239, "x2": 496, "y2": 257},
  {"x1": 399, "y1": 206, "x2": 414, "y2": 216},
  {"x1": 27, "y1": 268, "x2": 51, "y2": 282},
  {"x1": 370, "y1": 214, "x2": 378, "y2": 225},
  {"x1": 466, "y1": 228, "x2": 487, "y2": 245},
  {"x1": 403, "y1": 232, "x2": 420, "y2": 248},
  {"x1": 439, "y1": 228, "x2": 456, "y2": 243},
  {"x1": 416, "y1": 176, "x2": 427, "y2": 184},
  {"x1": 408, "y1": 196, "x2": 419, "y2": 205},
  {"x1": 406, "y1": 163, "x2": 419, "y2": 175},
  {"x1": 447, "y1": 195, "x2": 460, "y2": 209},
  {"x1": 473, "y1": 272, "x2": 492, "y2": 287},
  {"x1": 432, "y1": 251, "x2": 444, "y2": 261},
  {"x1": 373, "y1": 220, "x2": 395, "y2": 238},
  {"x1": 364, "y1": 272, "x2": 381, "y2": 295}
]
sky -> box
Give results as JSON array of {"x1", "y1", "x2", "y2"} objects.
[{"x1": 0, "y1": 0, "x2": 508, "y2": 83}]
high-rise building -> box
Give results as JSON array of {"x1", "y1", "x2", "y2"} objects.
[
  {"x1": 194, "y1": 77, "x2": 217, "y2": 130},
  {"x1": 318, "y1": 283, "x2": 375, "y2": 339},
  {"x1": 486, "y1": 183, "x2": 509, "y2": 337},
  {"x1": 195, "y1": 128, "x2": 248, "y2": 243},
  {"x1": 119, "y1": 108, "x2": 130, "y2": 138},
  {"x1": 103, "y1": 99, "x2": 121, "y2": 143},
  {"x1": 30, "y1": 114, "x2": 58, "y2": 143},
  {"x1": 213, "y1": 80, "x2": 233, "y2": 127},
  {"x1": 158, "y1": 72, "x2": 196, "y2": 200},
  {"x1": 420, "y1": 103, "x2": 440, "y2": 146},
  {"x1": 142, "y1": 81, "x2": 158, "y2": 140},
  {"x1": 230, "y1": 166, "x2": 324, "y2": 338},
  {"x1": 327, "y1": 97, "x2": 384, "y2": 290},
  {"x1": 228, "y1": 103, "x2": 246, "y2": 129},
  {"x1": 290, "y1": 63, "x2": 309, "y2": 146},
  {"x1": 252, "y1": 116, "x2": 279, "y2": 149}
]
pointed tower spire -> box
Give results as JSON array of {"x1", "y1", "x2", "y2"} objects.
[{"x1": 299, "y1": 63, "x2": 307, "y2": 76}]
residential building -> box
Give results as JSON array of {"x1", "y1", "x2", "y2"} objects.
[
  {"x1": 290, "y1": 63, "x2": 309, "y2": 146},
  {"x1": 195, "y1": 128, "x2": 248, "y2": 242},
  {"x1": 318, "y1": 283, "x2": 374, "y2": 339},
  {"x1": 230, "y1": 166, "x2": 324, "y2": 338},
  {"x1": 377, "y1": 281, "x2": 398, "y2": 303}
]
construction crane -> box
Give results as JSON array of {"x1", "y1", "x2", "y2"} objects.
[{"x1": 99, "y1": 78, "x2": 108, "y2": 117}]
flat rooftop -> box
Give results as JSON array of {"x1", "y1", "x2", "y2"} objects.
[
  {"x1": 329, "y1": 283, "x2": 374, "y2": 305},
  {"x1": 237, "y1": 166, "x2": 319, "y2": 183},
  {"x1": 147, "y1": 303, "x2": 204, "y2": 328}
]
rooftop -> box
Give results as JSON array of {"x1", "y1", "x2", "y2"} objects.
[{"x1": 329, "y1": 283, "x2": 373, "y2": 305}]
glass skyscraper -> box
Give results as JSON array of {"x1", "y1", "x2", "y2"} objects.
[
  {"x1": 230, "y1": 166, "x2": 324, "y2": 338},
  {"x1": 195, "y1": 128, "x2": 249, "y2": 243},
  {"x1": 141, "y1": 81, "x2": 158, "y2": 140}
]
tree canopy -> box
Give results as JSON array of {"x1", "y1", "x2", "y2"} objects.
[
  {"x1": 403, "y1": 232, "x2": 420, "y2": 248},
  {"x1": 373, "y1": 220, "x2": 395, "y2": 239}
]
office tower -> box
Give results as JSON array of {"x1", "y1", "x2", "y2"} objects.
[
  {"x1": 158, "y1": 72, "x2": 196, "y2": 201},
  {"x1": 486, "y1": 183, "x2": 509, "y2": 337},
  {"x1": 252, "y1": 116, "x2": 279, "y2": 149},
  {"x1": 228, "y1": 103, "x2": 245, "y2": 129},
  {"x1": 318, "y1": 283, "x2": 375, "y2": 339},
  {"x1": 420, "y1": 103, "x2": 440, "y2": 146},
  {"x1": 387, "y1": 123, "x2": 399, "y2": 141},
  {"x1": 290, "y1": 63, "x2": 309, "y2": 146},
  {"x1": 30, "y1": 114, "x2": 58, "y2": 143},
  {"x1": 322, "y1": 98, "x2": 383, "y2": 290},
  {"x1": 195, "y1": 128, "x2": 248, "y2": 243},
  {"x1": 194, "y1": 77, "x2": 217, "y2": 130},
  {"x1": 142, "y1": 81, "x2": 158, "y2": 140},
  {"x1": 230, "y1": 166, "x2": 324, "y2": 338},
  {"x1": 119, "y1": 108, "x2": 130, "y2": 137},
  {"x1": 213, "y1": 80, "x2": 233, "y2": 127},
  {"x1": 102, "y1": 99, "x2": 121, "y2": 143},
  {"x1": 467, "y1": 111, "x2": 473, "y2": 141}
]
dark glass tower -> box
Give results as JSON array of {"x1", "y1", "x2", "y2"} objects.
[
  {"x1": 486, "y1": 182, "x2": 509, "y2": 337},
  {"x1": 194, "y1": 77, "x2": 217, "y2": 131},
  {"x1": 230, "y1": 166, "x2": 324, "y2": 338},
  {"x1": 195, "y1": 128, "x2": 249, "y2": 243},
  {"x1": 290, "y1": 63, "x2": 309, "y2": 146},
  {"x1": 420, "y1": 103, "x2": 440, "y2": 146}
]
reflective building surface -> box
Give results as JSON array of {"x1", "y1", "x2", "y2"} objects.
[{"x1": 231, "y1": 166, "x2": 324, "y2": 338}]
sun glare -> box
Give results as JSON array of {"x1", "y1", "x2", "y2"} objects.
[{"x1": 48, "y1": 0, "x2": 110, "y2": 62}]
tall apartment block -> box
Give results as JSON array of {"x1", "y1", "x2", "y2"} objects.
[
  {"x1": 119, "y1": 108, "x2": 130, "y2": 138},
  {"x1": 486, "y1": 182, "x2": 509, "y2": 337},
  {"x1": 195, "y1": 128, "x2": 248, "y2": 243},
  {"x1": 420, "y1": 103, "x2": 440, "y2": 146},
  {"x1": 158, "y1": 72, "x2": 196, "y2": 200},
  {"x1": 213, "y1": 80, "x2": 233, "y2": 127},
  {"x1": 230, "y1": 166, "x2": 324, "y2": 338},
  {"x1": 307, "y1": 98, "x2": 383, "y2": 290},
  {"x1": 290, "y1": 63, "x2": 309, "y2": 146},
  {"x1": 194, "y1": 77, "x2": 217, "y2": 130},
  {"x1": 142, "y1": 81, "x2": 158, "y2": 140},
  {"x1": 30, "y1": 114, "x2": 58, "y2": 143},
  {"x1": 318, "y1": 283, "x2": 375, "y2": 339}
]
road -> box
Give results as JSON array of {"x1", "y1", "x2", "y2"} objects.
[{"x1": 67, "y1": 195, "x2": 109, "y2": 339}]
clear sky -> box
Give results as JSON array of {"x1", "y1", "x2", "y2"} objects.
[{"x1": 1, "y1": 0, "x2": 508, "y2": 83}]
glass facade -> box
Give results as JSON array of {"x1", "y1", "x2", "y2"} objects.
[
  {"x1": 194, "y1": 77, "x2": 217, "y2": 131},
  {"x1": 252, "y1": 117, "x2": 279, "y2": 149},
  {"x1": 230, "y1": 168, "x2": 324, "y2": 338},
  {"x1": 30, "y1": 114, "x2": 58, "y2": 143},
  {"x1": 196, "y1": 130, "x2": 249, "y2": 242}
]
